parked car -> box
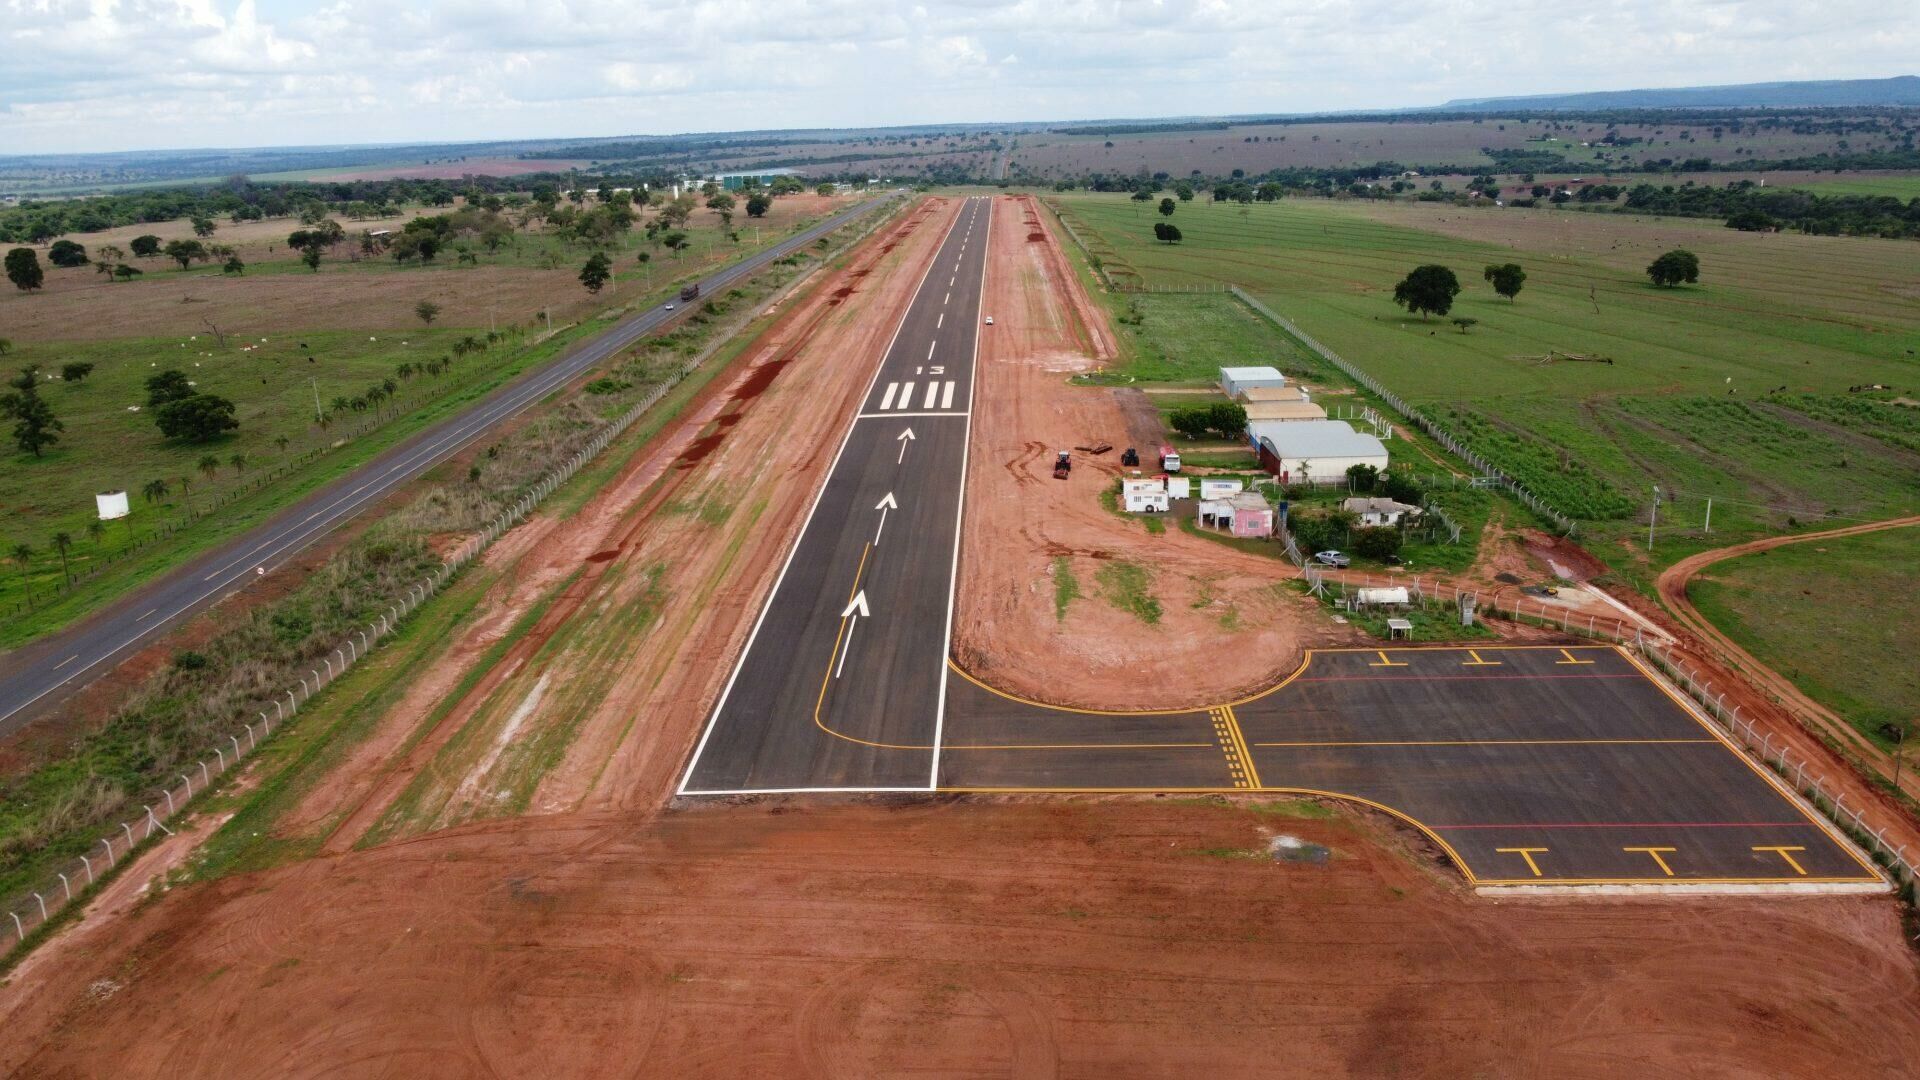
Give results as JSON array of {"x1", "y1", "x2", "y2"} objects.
[
  {"x1": 1314, "y1": 550, "x2": 1351, "y2": 568},
  {"x1": 663, "y1": 303, "x2": 675, "y2": 311},
  {"x1": 984, "y1": 315, "x2": 994, "y2": 325}
]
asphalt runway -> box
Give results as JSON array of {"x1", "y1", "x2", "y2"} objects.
[
  {"x1": 679, "y1": 196, "x2": 991, "y2": 793},
  {"x1": 0, "y1": 197, "x2": 887, "y2": 736},
  {"x1": 675, "y1": 195, "x2": 1876, "y2": 888}
]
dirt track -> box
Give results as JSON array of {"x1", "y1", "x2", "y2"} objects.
[{"x1": 1658, "y1": 515, "x2": 1920, "y2": 799}]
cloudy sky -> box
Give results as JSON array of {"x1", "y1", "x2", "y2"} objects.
[{"x1": 2, "y1": 0, "x2": 1914, "y2": 154}]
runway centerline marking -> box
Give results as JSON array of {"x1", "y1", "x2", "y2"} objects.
[{"x1": 53, "y1": 655, "x2": 78, "y2": 670}]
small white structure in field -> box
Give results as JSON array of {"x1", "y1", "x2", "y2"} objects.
[
  {"x1": 1219, "y1": 366, "x2": 1287, "y2": 398},
  {"x1": 1121, "y1": 478, "x2": 1169, "y2": 513},
  {"x1": 1165, "y1": 477, "x2": 1191, "y2": 500},
  {"x1": 1355, "y1": 586, "x2": 1410, "y2": 607},
  {"x1": 96, "y1": 490, "x2": 130, "y2": 521},
  {"x1": 1342, "y1": 497, "x2": 1423, "y2": 527}
]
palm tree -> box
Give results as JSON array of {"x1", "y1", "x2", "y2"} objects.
[
  {"x1": 10, "y1": 543, "x2": 33, "y2": 609},
  {"x1": 329, "y1": 395, "x2": 350, "y2": 414},
  {"x1": 51, "y1": 532, "x2": 73, "y2": 582},
  {"x1": 197, "y1": 454, "x2": 220, "y2": 482},
  {"x1": 87, "y1": 520, "x2": 105, "y2": 546},
  {"x1": 396, "y1": 362, "x2": 414, "y2": 380},
  {"x1": 229, "y1": 452, "x2": 246, "y2": 474},
  {"x1": 142, "y1": 478, "x2": 170, "y2": 503},
  {"x1": 275, "y1": 434, "x2": 290, "y2": 455},
  {"x1": 350, "y1": 396, "x2": 367, "y2": 412}
]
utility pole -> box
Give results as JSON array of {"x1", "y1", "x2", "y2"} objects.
[
  {"x1": 1703, "y1": 497, "x2": 1713, "y2": 534},
  {"x1": 1647, "y1": 485, "x2": 1661, "y2": 550},
  {"x1": 310, "y1": 377, "x2": 323, "y2": 422}
]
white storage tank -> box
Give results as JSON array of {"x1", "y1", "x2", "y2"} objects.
[{"x1": 96, "y1": 490, "x2": 130, "y2": 521}]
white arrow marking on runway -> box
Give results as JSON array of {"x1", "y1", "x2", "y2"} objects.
[
  {"x1": 873, "y1": 492, "x2": 897, "y2": 545},
  {"x1": 896, "y1": 427, "x2": 915, "y2": 464},
  {"x1": 836, "y1": 589, "x2": 870, "y2": 678}
]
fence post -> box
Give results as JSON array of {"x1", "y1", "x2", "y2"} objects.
[
  {"x1": 200, "y1": 761, "x2": 210, "y2": 787},
  {"x1": 59, "y1": 873, "x2": 72, "y2": 903},
  {"x1": 215, "y1": 747, "x2": 226, "y2": 771},
  {"x1": 80, "y1": 855, "x2": 92, "y2": 884},
  {"x1": 121, "y1": 822, "x2": 135, "y2": 849}
]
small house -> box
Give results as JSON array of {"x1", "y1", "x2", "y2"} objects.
[
  {"x1": 1342, "y1": 496, "x2": 1422, "y2": 527},
  {"x1": 1244, "y1": 401, "x2": 1327, "y2": 423},
  {"x1": 1219, "y1": 366, "x2": 1287, "y2": 398},
  {"x1": 1122, "y1": 477, "x2": 1169, "y2": 513},
  {"x1": 1226, "y1": 491, "x2": 1275, "y2": 538}
]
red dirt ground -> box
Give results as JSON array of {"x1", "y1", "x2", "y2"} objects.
[{"x1": 6, "y1": 799, "x2": 1919, "y2": 1078}]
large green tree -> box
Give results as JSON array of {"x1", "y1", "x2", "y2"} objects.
[
  {"x1": 1392, "y1": 264, "x2": 1461, "y2": 319},
  {"x1": 129, "y1": 234, "x2": 162, "y2": 257},
  {"x1": 154, "y1": 393, "x2": 239, "y2": 442},
  {"x1": 162, "y1": 238, "x2": 208, "y2": 270},
  {"x1": 1647, "y1": 248, "x2": 1700, "y2": 288},
  {"x1": 5, "y1": 248, "x2": 44, "y2": 291},
  {"x1": 0, "y1": 365, "x2": 64, "y2": 456},
  {"x1": 579, "y1": 251, "x2": 612, "y2": 293},
  {"x1": 146, "y1": 368, "x2": 195, "y2": 407},
  {"x1": 48, "y1": 240, "x2": 89, "y2": 268},
  {"x1": 1482, "y1": 262, "x2": 1526, "y2": 302}
]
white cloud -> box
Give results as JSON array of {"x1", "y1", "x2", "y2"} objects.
[{"x1": 0, "y1": 0, "x2": 1912, "y2": 152}]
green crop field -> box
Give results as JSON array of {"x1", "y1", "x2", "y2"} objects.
[
  {"x1": 1688, "y1": 526, "x2": 1920, "y2": 748},
  {"x1": 1051, "y1": 192, "x2": 1920, "y2": 576},
  {"x1": 1786, "y1": 173, "x2": 1920, "y2": 200}
]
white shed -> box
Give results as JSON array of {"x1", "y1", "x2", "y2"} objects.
[
  {"x1": 1121, "y1": 478, "x2": 1169, "y2": 513},
  {"x1": 1197, "y1": 478, "x2": 1242, "y2": 500},
  {"x1": 1244, "y1": 401, "x2": 1327, "y2": 423},
  {"x1": 1165, "y1": 477, "x2": 1191, "y2": 500},
  {"x1": 1250, "y1": 420, "x2": 1388, "y2": 483},
  {"x1": 1219, "y1": 366, "x2": 1287, "y2": 398},
  {"x1": 96, "y1": 490, "x2": 130, "y2": 520},
  {"x1": 1240, "y1": 385, "x2": 1311, "y2": 403}
]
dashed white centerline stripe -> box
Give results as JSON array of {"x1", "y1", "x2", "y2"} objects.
[
  {"x1": 937, "y1": 312, "x2": 943, "y2": 329},
  {"x1": 53, "y1": 655, "x2": 78, "y2": 670},
  {"x1": 944, "y1": 292, "x2": 949, "y2": 304},
  {"x1": 927, "y1": 340, "x2": 937, "y2": 360}
]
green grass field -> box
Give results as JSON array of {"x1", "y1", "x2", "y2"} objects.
[
  {"x1": 1688, "y1": 526, "x2": 1920, "y2": 747},
  {"x1": 1053, "y1": 193, "x2": 1920, "y2": 574},
  {"x1": 1785, "y1": 174, "x2": 1920, "y2": 200}
]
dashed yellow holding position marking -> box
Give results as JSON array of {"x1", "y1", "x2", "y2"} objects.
[
  {"x1": 1555, "y1": 648, "x2": 1595, "y2": 665},
  {"x1": 1461, "y1": 650, "x2": 1503, "y2": 667},
  {"x1": 1209, "y1": 707, "x2": 1258, "y2": 789},
  {"x1": 1368, "y1": 650, "x2": 1407, "y2": 668}
]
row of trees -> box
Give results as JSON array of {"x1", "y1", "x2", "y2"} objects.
[{"x1": 1387, "y1": 251, "x2": 1694, "y2": 320}]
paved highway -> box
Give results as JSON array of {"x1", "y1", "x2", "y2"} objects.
[
  {"x1": 680, "y1": 196, "x2": 990, "y2": 792},
  {"x1": 0, "y1": 197, "x2": 890, "y2": 735}
]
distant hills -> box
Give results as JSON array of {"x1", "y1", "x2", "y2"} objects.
[{"x1": 1442, "y1": 75, "x2": 1920, "y2": 111}]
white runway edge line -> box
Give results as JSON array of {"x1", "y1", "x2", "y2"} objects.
[
  {"x1": 929, "y1": 196, "x2": 992, "y2": 789},
  {"x1": 0, "y1": 198, "x2": 887, "y2": 731},
  {"x1": 676, "y1": 197, "x2": 973, "y2": 796}
]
